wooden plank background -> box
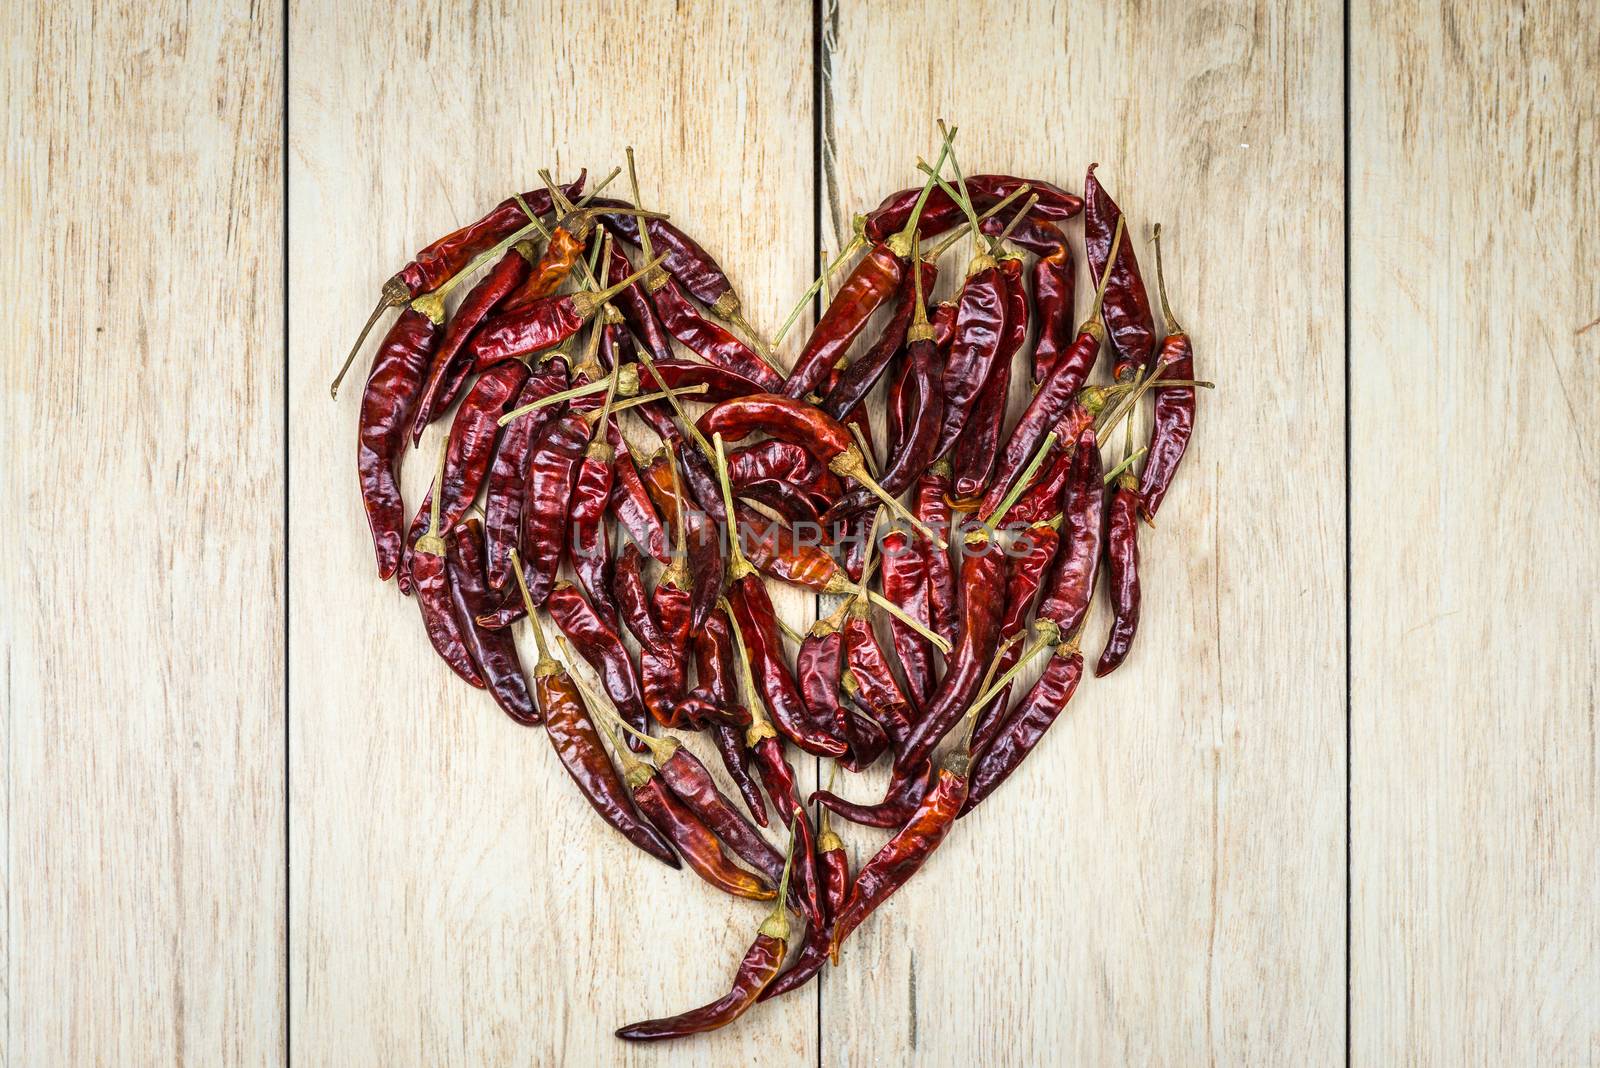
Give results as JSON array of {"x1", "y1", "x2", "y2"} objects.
[{"x1": 1, "y1": 0, "x2": 1594, "y2": 1064}]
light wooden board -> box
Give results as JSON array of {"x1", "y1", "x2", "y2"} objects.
[
  {"x1": 288, "y1": 1, "x2": 816, "y2": 1064},
  {"x1": 0, "y1": 0, "x2": 285, "y2": 1064},
  {"x1": 819, "y1": 1, "x2": 1347, "y2": 1063},
  {"x1": 1349, "y1": 0, "x2": 1600, "y2": 1062}
]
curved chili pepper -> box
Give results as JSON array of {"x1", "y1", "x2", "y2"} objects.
[
  {"x1": 357, "y1": 306, "x2": 440, "y2": 580},
  {"x1": 812, "y1": 759, "x2": 935, "y2": 829},
  {"x1": 640, "y1": 447, "x2": 725, "y2": 631},
  {"x1": 620, "y1": 358, "x2": 764, "y2": 404},
  {"x1": 918, "y1": 464, "x2": 959, "y2": 645},
  {"x1": 819, "y1": 259, "x2": 937, "y2": 420},
  {"x1": 568, "y1": 433, "x2": 617, "y2": 629},
  {"x1": 860, "y1": 173, "x2": 1081, "y2": 243},
  {"x1": 400, "y1": 359, "x2": 528, "y2": 590},
  {"x1": 760, "y1": 808, "x2": 849, "y2": 1001},
  {"x1": 614, "y1": 833, "x2": 795, "y2": 1042},
  {"x1": 413, "y1": 537, "x2": 486, "y2": 690},
  {"x1": 964, "y1": 642, "x2": 1084, "y2": 813},
  {"x1": 1084, "y1": 164, "x2": 1155, "y2": 382},
  {"x1": 445, "y1": 519, "x2": 535, "y2": 724},
  {"x1": 697, "y1": 604, "x2": 769, "y2": 826},
  {"x1": 641, "y1": 550, "x2": 692, "y2": 727},
  {"x1": 879, "y1": 526, "x2": 933, "y2": 711},
  {"x1": 647, "y1": 275, "x2": 784, "y2": 390},
  {"x1": 546, "y1": 581, "x2": 651, "y2": 749},
  {"x1": 1095, "y1": 470, "x2": 1142, "y2": 676},
  {"x1": 516, "y1": 410, "x2": 589, "y2": 608},
  {"x1": 843, "y1": 599, "x2": 916, "y2": 748},
  {"x1": 466, "y1": 255, "x2": 663, "y2": 370},
  {"x1": 712, "y1": 721, "x2": 767, "y2": 828},
  {"x1": 409, "y1": 243, "x2": 531, "y2": 445},
  {"x1": 1035, "y1": 428, "x2": 1104, "y2": 644},
  {"x1": 607, "y1": 427, "x2": 669, "y2": 563},
  {"x1": 482, "y1": 360, "x2": 568, "y2": 589},
  {"x1": 783, "y1": 240, "x2": 904, "y2": 400},
  {"x1": 398, "y1": 179, "x2": 583, "y2": 298},
  {"x1": 982, "y1": 215, "x2": 1072, "y2": 383},
  {"x1": 1138, "y1": 224, "x2": 1197, "y2": 520},
  {"x1": 729, "y1": 578, "x2": 847, "y2": 759},
  {"x1": 612, "y1": 543, "x2": 664, "y2": 649},
  {"x1": 932, "y1": 253, "x2": 1008, "y2": 460},
  {"x1": 971, "y1": 514, "x2": 1062, "y2": 755},
  {"x1": 950, "y1": 256, "x2": 1026, "y2": 500},
  {"x1": 501, "y1": 228, "x2": 583, "y2": 312},
  {"x1": 893, "y1": 527, "x2": 1009, "y2": 774}
]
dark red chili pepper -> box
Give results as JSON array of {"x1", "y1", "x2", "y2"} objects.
[
  {"x1": 860, "y1": 172, "x2": 1081, "y2": 244},
  {"x1": 401, "y1": 359, "x2": 528, "y2": 589},
  {"x1": 607, "y1": 427, "x2": 669, "y2": 563},
  {"x1": 727, "y1": 575, "x2": 847, "y2": 759},
  {"x1": 357, "y1": 306, "x2": 440, "y2": 580},
  {"x1": 482, "y1": 360, "x2": 568, "y2": 590},
  {"x1": 409, "y1": 243, "x2": 532, "y2": 446},
  {"x1": 648, "y1": 275, "x2": 784, "y2": 390},
  {"x1": 1096, "y1": 468, "x2": 1142, "y2": 677},
  {"x1": 613, "y1": 542, "x2": 665, "y2": 650},
  {"x1": 978, "y1": 218, "x2": 1124, "y2": 519},
  {"x1": 696, "y1": 605, "x2": 769, "y2": 826},
  {"x1": 933, "y1": 251, "x2": 1008, "y2": 460},
  {"x1": 918, "y1": 464, "x2": 959, "y2": 645},
  {"x1": 508, "y1": 558, "x2": 677, "y2": 867},
  {"x1": 783, "y1": 239, "x2": 904, "y2": 400},
  {"x1": 964, "y1": 641, "x2": 1084, "y2": 813},
  {"x1": 894, "y1": 525, "x2": 1009, "y2": 774},
  {"x1": 640, "y1": 459, "x2": 693, "y2": 726},
  {"x1": 444, "y1": 519, "x2": 536, "y2": 724},
  {"x1": 950, "y1": 256, "x2": 1026, "y2": 500},
  {"x1": 971, "y1": 514, "x2": 1062, "y2": 755},
  {"x1": 639, "y1": 447, "x2": 725, "y2": 632},
  {"x1": 614, "y1": 831, "x2": 796, "y2": 1042},
  {"x1": 546, "y1": 581, "x2": 651, "y2": 749},
  {"x1": 820, "y1": 259, "x2": 937, "y2": 421},
  {"x1": 567, "y1": 369, "x2": 621, "y2": 628},
  {"x1": 792, "y1": 606, "x2": 886, "y2": 771},
  {"x1": 1035, "y1": 428, "x2": 1104, "y2": 645},
  {"x1": 812, "y1": 760, "x2": 935, "y2": 829},
  {"x1": 879, "y1": 525, "x2": 933, "y2": 711},
  {"x1": 982, "y1": 215, "x2": 1073, "y2": 384},
  {"x1": 620, "y1": 358, "x2": 764, "y2": 404},
  {"x1": 599, "y1": 226, "x2": 674, "y2": 360},
  {"x1": 843, "y1": 596, "x2": 917, "y2": 749},
  {"x1": 411, "y1": 455, "x2": 486, "y2": 689},
  {"x1": 466, "y1": 255, "x2": 663, "y2": 370},
  {"x1": 1137, "y1": 224, "x2": 1197, "y2": 520},
  {"x1": 1084, "y1": 164, "x2": 1155, "y2": 382},
  {"x1": 759, "y1": 807, "x2": 849, "y2": 1000}
]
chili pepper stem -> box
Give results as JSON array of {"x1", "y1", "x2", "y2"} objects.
[
  {"x1": 830, "y1": 447, "x2": 945, "y2": 549},
  {"x1": 711, "y1": 433, "x2": 755, "y2": 578},
  {"x1": 631, "y1": 347, "x2": 719, "y2": 458},
  {"x1": 759, "y1": 819, "x2": 799, "y2": 940},
  {"x1": 771, "y1": 231, "x2": 868, "y2": 348},
  {"x1": 498, "y1": 373, "x2": 616, "y2": 426},
  {"x1": 1081, "y1": 215, "x2": 1126, "y2": 334},
  {"x1": 882, "y1": 126, "x2": 957, "y2": 259},
  {"x1": 847, "y1": 422, "x2": 880, "y2": 476},
  {"x1": 922, "y1": 185, "x2": 1032, "y2": 261},
  {"x1": 563, "y1": 646, "x2": 653, "y2": 783},
  {"x1": 865, "y1": 590, "x2": 951, "y2": 655},
  {"x1": 776, "y1": 617, "x2": 807, "y2": 645},
  {"x1": 988, "y1": 194, "x2": 1041, "y2": 254},
  {"x1": 1151, "y1": 223, "x2": 1185, "y2": 336},
  {"x1": 722, "y1": 598, "x2": 778, "y2": 745},
  {"x1": 1103, "y1": 447, "x2": 1147, "y2": 486},
  {"x1": 595, "y1": 384, "x2": 707, "y2": 423},
  {"x1": 509, "y1": 548, "x2": 556, "y2": 668},
  {"x1": 331, "y1": 275, "x2": 411, "y2": 398},
  {"x1": 969, "y1": 636, "x2": 1053, "y2": 713},
  {"x1": 571, "y1": 253, "x2": 670, "y2": 320},
  {"x1": 413, "y1": 441, "x2": 450, "y2": 556},
  {"x1": 981, "y1": 431, "x2": 1059, "y2": 531}
]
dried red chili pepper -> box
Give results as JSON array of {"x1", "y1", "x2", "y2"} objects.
[
  {"x1": 812, "y1": 759, "x2": 935, "y2": 830},
  {"x1": 1084, "y1": 164, "x2": 1156, "y2": 382},
  {"x1": 918, "y1": 464, "x2": 959, "y2": 646},
  {"x1": 819, "y1": 258, "x2": 937, "y2": 421},
  {"x1": 950, "y1": 254, "x2": 1026, "y2": 501},
  {"x1": 1095, "y1": 466, "x2": 1142, "y2": 677},
  {"x1": 499, "y1": 182, "x2": 658, "y2": 312},
  {"x1": 978, "y1": 217, "x2": 1124, "y2": 519},
  {"x1": 332, "y1": 179, "x2": 582, "y2": 398},
  {"x1": 613, "y1": 542, "x2": 665, "y2": 649},
  {"x1": 928, "y1": 178, "x2": 1011, "y2": 461},
  {"x1": 638, "y1": 453, "x2": 693, "y2": 726},
  {"x1": 575, "y1": 676, "x2": 775, "y2": 903},
  {"x1": 730, "y1": 440, "x2": 841, "y2": 509},
  {"x1": 547, "y1": 580, "x2": 651, "y2": 750},
  {"x1": 400, "y1": 359, "x2": 528, "y2": 591},
  {"x1": 510, "y1": 557, "x2": 676, "y2": 867},
  {"x1": 879, "y1": 524, "x2": 933, "y2": 711},
  {"x1": 566, "y1": 367, "x2": 621, "y2": 627},
  {"x1": 357, "y1": 306, "x2": 440, "y2": 580},
  {"x1": 410, "y1": 448, "x2": 486, "y2": 688},
  {"x1": 445, "y1": 519, "x2": 536, "y2": 724},
  {"x1": 513, "y1": 408, "x2": 588, "y2": 609},
  {"x1": 1035, "y1": 427, "x2": 1104, "y2": 646},
  {"x1": 614, "y1": 825, "x2": 797, "y2": 1041},
  {"x1": 840, "y1": 519, "x2": 915, "y2": 750},
  {"x1": 964, "y1": 640, "x2": 1084, "y2": 813},
  {"x1": 1137, "y1": 224, "x2": 1197, "y2": 520},
  {"x1": 608, "y1": 430, "x2": 669, "y2": 559},
  {"x1": 465, "y1": 253, "x2": 664, "y2": 370},
  {"x1": 860, "y1": 172, "x2": 1080, "y2": 244},
  {"x1": 408, "y1": 242, "x2": 532, "y2": 446},
  {"x1": 760, "y1": 803, "x2": 849, "y2": 1000},
  {"x1": 981, "y1": 214, "x2": 1072, "y2": 383},
  {"x1": 971, "y1": 513, "x2": 1061, "y2": 754},
  {"x1": 697, "y1": 605, "x2": 770, "y2": 827},
  {"x1": 713, "y1": 722, "x2": 768, "y2": 828},
  {"x1": 482, "y1": 359, "x2": 568, "y2": 590}
]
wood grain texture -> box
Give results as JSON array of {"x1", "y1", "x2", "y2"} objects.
[
  {"x1": 0, "y1": 0, "x2": 285, "y2": 1065},
  {"x1": 820, "y1": 1, "x2": 1346, "y2": 1063},
  {"x1": 288, "y1": 1, "x2": 816, "y2": 1063},
  {"x1": 1350, "y1": 1, "x2": 1600, "y2": 1063}
]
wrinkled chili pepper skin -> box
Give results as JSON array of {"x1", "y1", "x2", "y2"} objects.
[
  {"x1": 749, "y1": 735, "x2": 823, "y2": 927},
  {"x1": 546, "y1": 582, "x2": 651, "y2": 749},
  {"x1": 813, "y1": 760, "x2": 935, "y2": 829},
  {"x1": 830, "y1": 765, "x2": 968, "y2": 953},
  {"x1": 729, "y1": 441, "x2": 834, "y2": 496},
  {"x1": 1095, "y1": 476, "x2": 1142, "y2": 677},
  {"x1": 918, "y1": 467, "x2": 959, "y2": 645},
  {"x1": 410, "y1": 247, "x2": 530, "y2": 445},
  {"x1": 642, "y1": 575, "x2": 691, "y2": 726},
  {"x1": 466, "y1": 294, "x2": 588, "y2": 370},
  {"x1": 972, "y1": 516, "x2": 1062, "y2": 755},
  {"x1": 714, "y1": 722, "x2": 767, "y2": 829},
  {"x1": 844, "y1": 607, "x2": 916, "y2": 747},
  {"x1": 483, "y1": 363, "x2": 568, "y2": 590},
  {"x1": 894, "y1": 535, "x2": 1009, "y2": 775},
  {"x1": 861, "y1": 173, "x2": 1083, "y2": 244},
  {"x1": 614, "y1": 932, "x2": 785, "y2": 1042},
  {"x1": 880, "y1": 527, "x2": 933, "y2": 711},
  {"x1": 698, "y1": 606, "x2": 769, "y2": 826},
  {"x1": 796, "y1": 624, "x2": 848, "y2": 742},
  {"x1": 649, "y1": 278, "x2": 784, "y2": 390},
  {"x1": 1037, "y1": 429, "x2": 1104, "y2": 641},
  {"x1": 952, "y1": 257, "x2": 1027, "y2": 500},
  {"x1": 608, "y1": 428, "x2": 669, "y2": 563},
  {"x1": 965, "y1": 646, "x2": 1084, "y2": 813},
  {"x1": 641, "y1": 449, "x2": 724, "y2": 631},
  {"x1": 1138, "y1": 334, "x2": 1196, "y2": 520},
  {"x1": 613, "y1": 543, "x2": 666, "y2": 650},
  {"x1": 698, "y1": 394, "x2": 854, "y2": 461},
  {"x1": 358, "y1": 308, "x2": 439, "y2": 580},
  {"x1": 412, "y1": 546, "x2": 487, "y2": 689},
  {"x1": 639, "y1": 358, "x2": 766, "y2": 404},
  {"x1": 1084, "y1": 164, "x2": 1156, "y2": 381},
  {"x1": 600, "y1": 229, "x2": 674, "y2": 360},
  {"x1": 591, "y1": 202, "x2": 735, "y2": 309},
  {"x1": 401, "y1": 360, "x2": 528, "y2": 588},
  {"x1": 760, "y1": 835, "x2": 848, "y2": 1001},
  {"x1": 631, "y1": 775, "x2": 775, "y2": 901},
  {"x1": 518, "y1": 412, "x2": 589, "y2": 607},
  {"x1": 535, "y1": 664, "x2": 677, "y2": 867},
  {"x1": 934, "y1": 263, "x2": 1008, "y2": 460},
  {"x1": 445, "y1": 521, "x2": 536, "y2": 724},
  {"x1": 820, "y1": 259, "x2": 936, "y2": 421},
  {"x1": 397, "y1": 180, "x2": 582, "y2": 296},
  {"x1": 984, "y1": 215, "x2": 1073, "y2": 383},
  {"x1": 569, "y1": 437, "x2": 618, "y2": 630},
  {"x1": 732, "y1": 578, "x2": 848, "y2": 759},
  {"x1": 783, "y1": 242, "x2": 904, "y2": 400},
  {"x1": 656, "y1": 743, "x2": 784, "y2": 886},
  {"x1": 502, "y1": 227, "x2": 582, "y2": 311}
]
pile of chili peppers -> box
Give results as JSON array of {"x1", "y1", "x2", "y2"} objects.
[{"x1": 338, "y1": 132, "x2": 1210, "y2": 1041}]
